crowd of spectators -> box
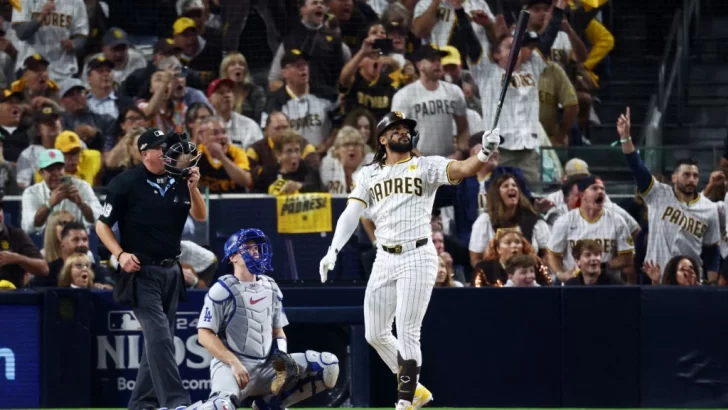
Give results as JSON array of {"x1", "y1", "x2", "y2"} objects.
[{"x1": 0, "y1": 0, "x2": 721, "y2": 292}]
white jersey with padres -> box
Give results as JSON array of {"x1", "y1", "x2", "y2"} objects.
[
  {"x1": 642, "y1": 178, "x2": 720, "y2": 270},
  {"x1": 261, "y1": 87, "x2": 333, "y2": 146},
  {"x1": 320, "y1": 152, "x2": 373, "y2": 194},
  {"x1": 546, "y1": 208, "x2": 634, "y2": 271},
  {"x1": 12, "y1": 0, "x2": 89, "y2": 80},
  {"x1": 549, "y1": 31, "x2": 573, "y2": 64},
  {"x1": 414, "y1": 0, "x2": 495, "y2": 48},
  {"x1": 348, "y1": 155, "x2": 459, "y2": 244},
  {"x1": 391, "y1": 80, "x2": 467, "y2": 157},
  {"x1": 468, "y1": 211, "x2": 551, "y2": 254},
  {"x1": 469, "y1": 49, "x2": 546, "y2": 151}
]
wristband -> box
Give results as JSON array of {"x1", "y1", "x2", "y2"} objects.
[
  {"x1": 45, "y1": 200, "x2": 52, "y2": 210},
  {"x1": 477, "y1": 150, "x2": 490, "y2": 163},
  {"x1": 620, "y1": 136, "x2": 632, "y2": 143},
  {"x1": 275, "y1": 337, "x2": 288, "y2": 353},
  {"x1": 117, "y1": 251, "x2": 125, "y2": 260}
]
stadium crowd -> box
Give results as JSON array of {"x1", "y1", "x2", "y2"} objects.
[{"x1": 0, "y1": 0, "x2": 721, "y2": 291}]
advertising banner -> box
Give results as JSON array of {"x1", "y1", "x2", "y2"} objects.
[
  {"x1": 92, "y1": 291, "x2": 212, "y2": 406},
  {"x1": 0, "y1": 305, "x2": 40, "y2": 409}
]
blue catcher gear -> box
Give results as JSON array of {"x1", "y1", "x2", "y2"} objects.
[{"x1": 223, "y1": 228, "x2": 273, "y2": 275}]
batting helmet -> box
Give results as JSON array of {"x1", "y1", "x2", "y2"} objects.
[{"x1": 376, "y1": 111, "x2": 417, "y2": 138}]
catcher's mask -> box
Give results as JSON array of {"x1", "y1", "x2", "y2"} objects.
[
  {"x1": 163, "y1": 132, "x2": 201, "y2": 179},
  {"x1": 223, "y1": 228, "x2": 273, "y2": 275}
]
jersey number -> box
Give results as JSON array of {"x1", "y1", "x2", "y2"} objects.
[{"x1": 203, "y1": 307, "x2": 212, "y2": 322}]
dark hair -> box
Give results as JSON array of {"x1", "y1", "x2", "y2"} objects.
[
  {"x1": 572, "y1": 239, "x2": 602, "y2": 260},
  {"x1": 343, "y1": 108, "x2": 377, "y2": 151},
  {"x1": 562, "y1": 174, "x2": 586, "y2": 196},
  {"x1": 661, "y1": 255, "x2": 700, "y2": 285},
  {"x1": 184, "y1": 102, "x2": 213, "y2": 127},
  {"x1": 490, "y1": 34, "x2": 513, "y2": 61},
  {"x1": 114, "y1": 106, "x2": 147, "y2": 138},
  {"x1": 60, "y1": 221, "x2": 87, "y2": 239},
  {"x1": 505, "y1": 254, "x2": 538, "y2": 276},
  {"x1": 265, "y1": 111, "x2": 289, "y2": 130},
  {"x1": 673, "y1": 157, "x2": 698, "y2": 172}
]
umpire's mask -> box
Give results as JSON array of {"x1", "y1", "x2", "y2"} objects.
[{"x1": 162, "y1": 132, "x2": 201, "y2": 180}]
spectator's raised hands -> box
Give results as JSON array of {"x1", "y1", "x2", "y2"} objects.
[
  {"x1": 60, "y1": 39, "x2": 74, "y2": 51},
  {"x1": 472, "y1": 10, "x2": 492, "y2": 26},
  {"x1": 642, "y1": 260, "x2": 662, "y2": 284},
  {"x1": 36, "y1": 0, "x2": 55, "y2": 23},
  {"x1": 617, "y1": 107, "x2": 631, "y2": 139},
  {"x1": 494, "y1": 14, "x2": 509, "y2": 38}
]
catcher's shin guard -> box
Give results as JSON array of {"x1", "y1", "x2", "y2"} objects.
[{"x1": 278, "y1": 350, "x2": 340, "y2": 408}]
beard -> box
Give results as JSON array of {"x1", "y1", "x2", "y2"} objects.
[{"x1": 388, "y1": 139, "x2": 412, "y2": 153}]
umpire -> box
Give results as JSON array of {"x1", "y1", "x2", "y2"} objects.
[{"x1": 96, "y1": 128, "x2": 207, "y2": 410}]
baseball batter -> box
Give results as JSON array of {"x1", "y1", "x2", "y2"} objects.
[
  {"x1": 618, "y1": 108, "x2": 721, "y2": 282},
  {"x1": 319, "y1": 111, "x2": 500, "y2": 410},
  {"x1": 12, "y1": 0, "x2": 89, "y2": 81},
  {"x1": 191, "y1": 228, "x2": 340, "y2": 410},
  {"x1": 546, "y1": 176, "x2": 634, "y2": 281}
]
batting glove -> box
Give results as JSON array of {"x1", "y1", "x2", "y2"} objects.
[
  {"x1": 319, "y1": 247, "x2": 337, "y2": 283},
  {"x1": 478, "y1": 127, "x2": 501, "y2": 163}
]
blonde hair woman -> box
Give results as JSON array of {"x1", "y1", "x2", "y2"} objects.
[
  {"x1": 319, "y1": 126, "x2": 369, "y2": 194},
  {"x1": 219, "y1": 52, "x2": 266, "y2": 123},
  {"x1": 103, "y1": 126, "x2": 145, "y2": 172},
  {"x1": 58, "y1": 253, "x2": 96, "y2": 288},
  {"x1": 42, "y1": 211, "x2": 75, "y2": 262}
]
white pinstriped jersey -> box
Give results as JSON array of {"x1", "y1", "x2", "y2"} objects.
[
  {"x1": 469, "y1": 49, "x2": 546, "y2": 151},
  {"x1": 544, "y1": 194, "x2": 641, "y2": 235},
  {"x1": 391, "y1": 80, "x2": 467, "y2": 157},
  {"x1": 546, "y1": 208, "x2": 634, "y2": 271},
  {"x1": 349, "y1": 155, "x2": 458, "y2": 244},
  {"x1": 642, "y1": 178, "x2": 720, "y2": 270},
  {"x1": 12, "y1": 0, "x2": 89, "y2": 80},
  {"x1": 413, "y1": 0, "x2": 494, "y2": 48},
  {"x1": 261, "y1": 87, "x2": 333, "y2": 146}
]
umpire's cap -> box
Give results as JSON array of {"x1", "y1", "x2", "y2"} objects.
[{"x1": 376, "y1": 111, "x2": 417, "y2": 138}]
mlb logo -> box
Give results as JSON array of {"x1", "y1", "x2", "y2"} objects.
[{"x1": 108, "y1": 311, "x2": 142, "y2": 332}]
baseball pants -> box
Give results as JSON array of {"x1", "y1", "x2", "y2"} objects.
[
  {"x1": 364, "y1": 242, "x2": 438, "y2": 373},
  {"x1": 209, "y1": 354, "x2": 307, "y2": 399},
  {"x1": 128, "y1": 265, "x2": 190, "y2": 410}
]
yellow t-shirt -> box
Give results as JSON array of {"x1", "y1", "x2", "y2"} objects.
[{"x1": 35, "y1": 149, "x2": 102, "y2": 186}]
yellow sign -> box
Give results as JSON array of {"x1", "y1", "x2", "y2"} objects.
[{"x1": 276, "y1": 193, "x2": 333, "y2": 234}]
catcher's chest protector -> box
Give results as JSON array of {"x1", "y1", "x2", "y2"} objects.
[{"x1": 219, "y1": 275, "x2": 279, "y2": 359}]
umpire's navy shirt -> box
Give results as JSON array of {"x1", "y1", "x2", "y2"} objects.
[{"x1": 98, "y1": 165, "x2": 191, "y2": 260}]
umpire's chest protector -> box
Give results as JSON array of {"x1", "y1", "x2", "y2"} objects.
[{"x1": 215, "y1": 275, "x2": 281, "y2": 359}]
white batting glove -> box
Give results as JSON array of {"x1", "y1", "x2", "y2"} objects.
[
  {"x1": 319, "y1": 247, "x2": 337, "y2": 283},
  {"x1": 477, "y1": 127, "x2": 501, "y2": 162}
]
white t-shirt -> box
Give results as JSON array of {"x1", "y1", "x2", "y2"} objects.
[
  {"x1": 468, "y1": 211, "x2": 551, "y2": 254},
  {"x1": 227, "y1": 112, "x2": 264, "y2": 149},
  {"x1": 391, "y1": 80, "x2": 467, "y2": 157}
]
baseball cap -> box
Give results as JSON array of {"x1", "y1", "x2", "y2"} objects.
[
  {"x1": 35, "y1": 105, "x2": 61, "y2": 123},
  {"x1": 173, "y1": 17, "x2": 197, "y2": 35},
  {"x1": 103, "y1": 27, "x2": 131, "y2": 47},
  {"x1": 0, "y1": 89, "x2": 22, "y2": 103},
  {"x1": 154, "y1": 38, "x2": 181, "y2": 55},
  {"x1": 440, "y1": 46, "x2": 461, "y2": 66},
  {"x1": 564, "y1": 158, "x2": 590, "y2": 177},
  {"x1": 86, "y1": 56, "x2": 114, "y2": 73},
  {"x1": 207, "y1": 78, "x2": 235, "y2": 98},
  {"x1": 385, "y1": 21, "x2": 408, "y2": 35},
  {"x1": 55, "y1": 131, "x2": 83, "y2": 154},
  {"x1": 412, "y1": 44, "x2": 448, "y2": 62},
  {"x1": 23, "y1": 54, "x2": 49, "y2": 70},
  {"x1": 59, "y1": 78, "x2": 87, "y2": 98},
  {"x1": 176, "y1": 0, "x2": 204, "y2": 16},
  {"x1": 522, "y1": 0, "x2": 552, "y2": 7},
  {"x1": 577, "y1": 175, "x2": 603, "y2": 192},
  {"x1": 38, "y1": 149, "x2": 65, "y2": 169},
  {"x1": 138, "y1": 128, "x2": 168, "y2": 152},
  {"x1": 280, "y1": 49, "x2": 309, "y2": 67}
]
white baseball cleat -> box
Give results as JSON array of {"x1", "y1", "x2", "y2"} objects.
[{"x1": 395, "y1": 399, "x2": 413, "y2": 410}]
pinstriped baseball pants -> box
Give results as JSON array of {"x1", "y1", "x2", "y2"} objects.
[{"x1": 363, "y1": 242, "x2": 438, "y2": 373}]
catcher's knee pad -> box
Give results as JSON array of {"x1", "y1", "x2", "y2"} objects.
[{"x1": 305, "y1": 350, "x2": 339, "y2": 389}]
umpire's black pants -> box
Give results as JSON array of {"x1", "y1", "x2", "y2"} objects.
[{"x1": 128, "y1": 264, "x2": 190, "y2": 410}]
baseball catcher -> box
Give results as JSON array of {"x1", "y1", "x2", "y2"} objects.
[{"x1": 189, "y1": 228, "x2": 340, "y2": 410}]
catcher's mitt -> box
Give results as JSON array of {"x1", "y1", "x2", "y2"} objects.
[{"x1": 271, "y1": 351, "x2": 300, "y2": 394}]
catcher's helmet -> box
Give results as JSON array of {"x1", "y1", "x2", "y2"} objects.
[
  {"x1": 376, "y1": 111, "x2": 417, "y2": 138},
  {"x1": 223, "y1": 228, "x2": 273, "y2": 275}
]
